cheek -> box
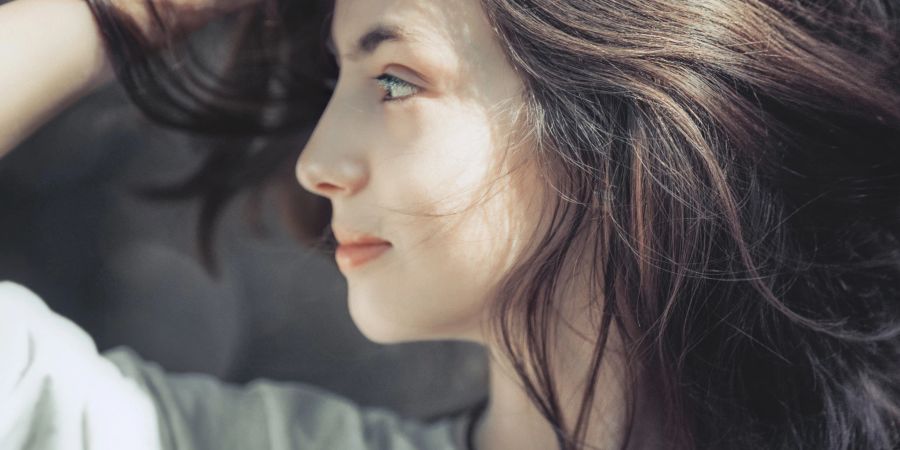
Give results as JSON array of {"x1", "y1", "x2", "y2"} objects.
[
  {"x1": 382, "y1": 99, "x2": 501, "y2": 214},
  {"x1": 350, "y1": 95, "x2": 539, "y2": 340},
  {"x1": 360, "y1": 100, "x2": 541, "y2": 341},
  {"x1": 384, "y1": 100, "x2": 514, "y2": 259}
]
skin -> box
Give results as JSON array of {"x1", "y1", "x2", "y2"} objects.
[
  {"x1": 0, "y1": 0, "x2": 111, "y2": 155},
  {"x1": 295, "y1": 1, "x2": 662, "y2": 449}
]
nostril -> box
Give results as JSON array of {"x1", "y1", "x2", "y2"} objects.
[
  {"x1": 296, "y1": 158, "x2": 367, "y2": 197},
  {"x1": 316, "y1": 182, "x2": 343, "y2": 193}
]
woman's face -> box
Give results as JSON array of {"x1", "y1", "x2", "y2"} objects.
[{"x1": 296, "y1": 0, "x2": 544, "y2": 343}]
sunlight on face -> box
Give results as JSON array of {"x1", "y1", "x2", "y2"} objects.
[{"x1": 296, "y1": 0, "x2": 544, "y2": 343}]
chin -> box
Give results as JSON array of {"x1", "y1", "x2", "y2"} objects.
[
  {"x1": 346, "y1": 289, "x2": 478, "y2": 344},
  {"x1": 346, "y1": 290, "x2": 416, "y2": 344}
]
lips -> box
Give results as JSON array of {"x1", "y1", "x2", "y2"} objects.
[{"x1": 332, "y1": 226, "x2": 392, "y2": 271}]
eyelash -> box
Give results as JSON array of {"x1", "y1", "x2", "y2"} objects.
[{"x1": 374, "y1": 74, "x2": 421, "y2": 102}]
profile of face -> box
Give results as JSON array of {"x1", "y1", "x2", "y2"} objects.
[{"x1": 295, "y1": 0, "x2": 545, "y2": 344}]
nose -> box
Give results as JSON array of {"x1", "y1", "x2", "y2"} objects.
[
  {"x1": 295, "y1": 151, "x2": 369, "y2": 198},
  {"x1": 295, "y1": 81, "x2": 371, "y2": 199}
]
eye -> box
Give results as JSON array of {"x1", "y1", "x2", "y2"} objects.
[{"x1": 375, "y1": 74, "x2": 420, "y2": 102}]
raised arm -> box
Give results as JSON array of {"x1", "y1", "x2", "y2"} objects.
[
  {"x1": 0, "y1": 0, "x2": 112, "y2": 158},
  {"x1": 0, "y1": 0, "x2": 262, "y2": 158}
]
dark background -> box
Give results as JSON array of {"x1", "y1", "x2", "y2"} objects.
[{"x1": 0, "y1": 10, "x2": 487, "y2": 418}]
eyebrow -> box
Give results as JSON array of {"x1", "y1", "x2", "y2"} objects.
[{"x1": 327, "y1": 24, "x2": 410, "y2": 63}]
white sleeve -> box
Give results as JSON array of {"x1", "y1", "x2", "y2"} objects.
[
  {"x1": 0, "y1": 281, "x2": 463, "y2": 450},
  {"x1": 0, "y1": 281, "x2": 162, "y2": 450},
  {"x1": 0, "y1": 281, "x2": 365, "y2": 450}
]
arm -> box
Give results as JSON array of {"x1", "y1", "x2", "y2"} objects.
[
  {"x1": 0, "y1": 0, "x2": 113, "y2": 158},
  {"x1": 0, "y1": 0, "x2": 264, "y2": 159}
]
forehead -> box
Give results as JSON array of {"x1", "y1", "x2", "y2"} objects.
[
  {"x1": 331, "y1": 0, "x2": 493, "y2": 56},
  {"x1": 331, "y1": 0, "x2": 524, "y2": 105}
]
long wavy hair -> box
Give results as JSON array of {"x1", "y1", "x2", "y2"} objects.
[{"x1": 93, "y1": 0, "x2": 900, "y2": 448}]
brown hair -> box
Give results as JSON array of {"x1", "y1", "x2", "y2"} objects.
[
  {"x1": 479, "y1": 1, "x2": 900, "y2": 448},
  {"x1": 95, "y1": 0, "x2": 900, "y2": 448}
]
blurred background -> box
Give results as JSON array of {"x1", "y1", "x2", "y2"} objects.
[{"x1": 0, "y1": 8, "x2": 487, "y2": 419}]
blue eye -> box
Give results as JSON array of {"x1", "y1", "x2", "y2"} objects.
[{"x1": 375, "y1": 74, "x2": 420, "y2": 101}]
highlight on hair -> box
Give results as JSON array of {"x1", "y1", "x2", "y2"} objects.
[{"x1": 92, "y1": 0, "x2": 900, "y2": 448}]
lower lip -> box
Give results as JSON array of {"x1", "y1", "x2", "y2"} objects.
[{"x1": 335, "y1": 243, "x2": 392, "y2": 271}]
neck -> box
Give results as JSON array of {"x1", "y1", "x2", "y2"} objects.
[
  {"x1": 468, "y1": 250, "x2": 665, "y2": 450},
  {"x1": 472, "y1": 325, "x2": 663, "y2": 450},
  {"x1": 472, "y1": 353, "x2": 560, "y2": 450}
]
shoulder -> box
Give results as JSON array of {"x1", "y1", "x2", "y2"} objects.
[
  {"x1": 0, "y1": 281, "x2": 162, "y2": 449},
  {"x1": 105, "y1": 346, "x2": 471, "y2": 449},
  {"x1": 0, "y1": 281, "x2": 469, "y2": 450},
  {"x1": 0, "y1": 281, "x2": 109, "y2": 393}
]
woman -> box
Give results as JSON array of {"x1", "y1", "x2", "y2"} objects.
[{"x1": 1, "y1": 0, "x2": 899, "y2": 449}]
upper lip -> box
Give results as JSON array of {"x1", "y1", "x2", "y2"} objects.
[{"x1": 332, "y1": 226, "x2": 391, "y2": 246}]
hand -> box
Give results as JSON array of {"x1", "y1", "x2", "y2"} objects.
[{"x1": 107, "y1": 0, "x2": 265, "y2": 47}]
